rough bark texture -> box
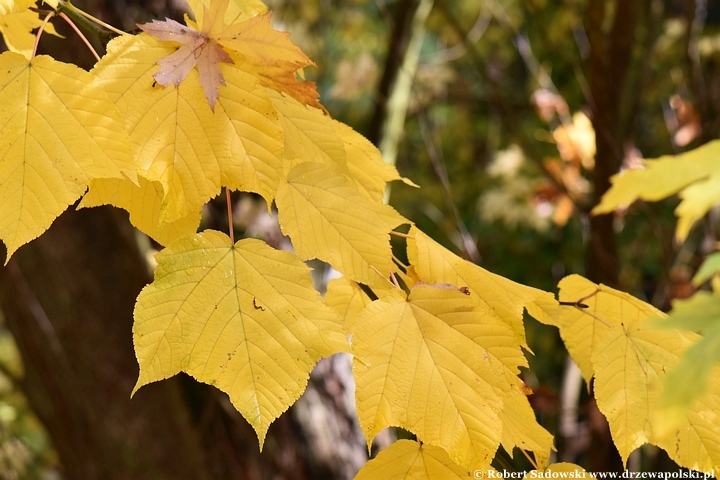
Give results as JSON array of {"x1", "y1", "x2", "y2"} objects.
[{"x1": 0, "y1": 207, "x2": 209, "y2": 479}]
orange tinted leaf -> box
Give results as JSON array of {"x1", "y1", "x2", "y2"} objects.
[{"x1": 138, "y1": 14, "x2": 233, "y2": 110}]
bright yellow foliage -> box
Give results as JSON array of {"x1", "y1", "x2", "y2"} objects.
[
  {"x1": 91, "y1": 34, "x2": 283, "y2": 223},
  {"x1": 0, "y1": 0, "x2": 59, "y2": 59},
  {"x1": 80, "y1": 176, "x2": 201, "y2": 246},
  {"x1": 556, "y1": 275, "x2": 720, "y2": 472},
  {"x1": 133, "y1": 230, "x2": 348, "y2": 447},
  {"x1": 349, "y1": 285, "x2": 526, "y2": 470},
  {"x1": 354, "y1": 440, "x2": 482, "y2": 479},
  {"x1": 324, "y1": 276, "x2": 372, "y2": 327},
  {"x1": 593, "y1": 140, "x2": 720, "y2": 241},
  {"x1": 276, "y1": 161, "x2": 406, "y2": 287},
  {"x1": 407, "y1": 226, "x2": 558, "y2": 348},
  {"x1": 0, "y1": 52, "x2": 135, "y2": 260}
]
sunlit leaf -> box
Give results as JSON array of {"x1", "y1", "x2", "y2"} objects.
[
  {"x1": 333, "y1": 119, "x2": 415, "y2": 202},
  {"x1": 324, "y1": 276, "x2": 372, "y2": 328},
  {"x1": 276, "y1": 160, "x2": 406, "y2": 287},
  {"x1": 593, "y1": 140, "x2": 720, "y2": 241},
  {"x1": 354, "y1": 440, "x2": 481, "y2": 479},
  {"x1": 407, "y1": 226, "x2": 557, "y2": 348},
  {"x1": 92, "y1": 34, "x2": 282, "y2": 222},
  {"x1": 499, "y1": 390, "x2": 554, "y2": 463},
  {"x1": 79, "y1": 176, "x2": 200, "y2": 246},
  {"x1": 556, "y1": 275, "x2": 720, "y2": 471},
  {"x1": 350, "y1": 285, "x2": 525, "y2": 469},
  {"x1": 133, "y1": 230, "x2": 348, "y2": 447},
  {"x1": 0, "y1": 52, "x2": 135, "y2": 260}
]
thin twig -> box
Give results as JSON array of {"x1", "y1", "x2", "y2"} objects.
[
  {"x1": 417, "y1": 109, "x2": 480, "y2": 262},
  {"x1": 58, "y1": 12, "x2": 100, "y2": 61}
]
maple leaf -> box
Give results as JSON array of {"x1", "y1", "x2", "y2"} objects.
[
  {"x1": 0, "y1": 0, "x2": 61, "y2": 59},
  {"x1": 354, "y1": 440, "x2": 485, "y2": 479},
  {"x1": 275, "y1": 160, "x2": 407, "y2": 287},
  {"x1": 132, "y1": 230, "x2": 348, "y2": 447},
  {"x1": 555, "y1": 275, "x2": 720, "y2": 472},
  {"x1": 593, "y1": 140, "x2": 720, "y2": 241},
  {"x1": 407, "y1": 226, "x2": 558, "y2": 348},
  {"x1": 324, "y1": 276, "x2": 373, "y2": 327},
  {"x1": 79, "y1": 176, "x2": 201, "y2": 246},
  {"x1": 92, "y1": 34, "x2": 283, "y2": 223},
  {"x1": 333, "y1": 119, "x2": 417, "y2": 201},
  {"x1": 499, "y1": 390, "x2": 554, "y2": 466},
  {"x1": 350, "y1": 285, "x2": 526, "y2": 470},
  {"x1": 0, "y1": 51, "x2": 135, "y2": 260},
  {"x1": 138, "y1": 6, "x2": 233, "y2": 111},
  {"x1": 140, "y1": 0, "x2": 320, "y2": 111}
]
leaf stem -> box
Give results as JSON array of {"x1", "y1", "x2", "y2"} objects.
[
  {"x1": 32, "y1": 11, "x2": 55, "y2": 59},
  {"x1": 520, "y1": 449, "x2": 538, "y2": 470},
  {"x1": 370, "y1": 266, "x2": 398, "y2": 289},
  {"x1": 226, "y1": 189, "x2": 235, "y2": 244},
  {"x1": 390, "y1": 230, "x2": 415, "y2": 239},
  {"x1": 391, "y1": 254, "x2": 409, "y2": 271},
  {"x1": 59, "y1": 0, "x2": 128, "y2": 37},
  {"x1": 58, "y1": 12, "x2": 100, "y2": 61}
]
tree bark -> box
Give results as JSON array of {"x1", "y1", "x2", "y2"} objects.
[
  {"x1": 584, "y1": 0, "x2": 644, "y2": 471},
  {"x1": 0, "y1": 207, "x2": 209, "y2": 479}
]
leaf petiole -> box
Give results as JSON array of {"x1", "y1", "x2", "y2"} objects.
[
  {"x1": 58, "y1": 0, "x2": 128, "y2": 37},
  {"x1": 226, "y1": 189, "x2": 235, "y2": 244},
  {"x1": 32, "y1": 11, "x2": 55, "y2": 59},
  {"x1": 58, "y1": 12, "x2": 100, "y2": 61}
]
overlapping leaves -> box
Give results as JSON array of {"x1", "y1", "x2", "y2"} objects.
[
  {"x1": 0, "y1": 51, "x2": 135, "y2": 260},
  {"x1": 553, "y1": 275, "x2": 720, "y2": 472},
  {"x1": 0, "y1": 0, "x2": 559, "y2": 475}
]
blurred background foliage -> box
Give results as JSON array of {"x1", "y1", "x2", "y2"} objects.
[{"x1": 2, "y1": 0, "x2": 720, "y2": 476}]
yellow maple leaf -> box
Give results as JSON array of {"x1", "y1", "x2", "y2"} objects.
[
  {"x1": 593, "y1": 140, "x2": 720, "y2": 241},
  {"x1": 556, "y1": 275, "x2": 720, "y2": 471},
  {"x1": 354, "y1": 440, "x2": 484, "y2": 479},
  {"x1": 92, "y1": 34, "x2": 283, "y2": 223},
  {"x1": 350, "y1": 285, "x2": 526, "y2": 470},
  {"x1": 79, "y1": 176, "x2": 200, "y2": 246},
  {"x1": 499, "y1": 390, "x2": 554, "y2": 465},
  {"x1": 407, "y1": 226, "x2": 557, "y2": 348},
  {"x1": 275, "y1": 160, "x2": 406, "y2": 287},
  {"x1": 324, "y1": 276, "x2": 373, "y2": 328},
  {"x1": 132, "y1": 230, "x2": 347, "y2": 447},
  {"x1": 0, "y1": 51, "x2": 135, "y2": 260},
  {"x1": 333, "y1": 119, "x2": 416, "y2": 202},
  {"x1": 554, "y1": 274, "x2": 663, "y2": 382},
  {"x1": 0, "y1": 0, "x2": 60, "y2": 59},
  {"x1": 144, "y1": 0, "x2": 320, "y2": 110},
  {"x1": 267, "y1": 88, "x2": 346, "y2": 167}
]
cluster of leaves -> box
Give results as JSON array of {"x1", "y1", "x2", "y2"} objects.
[{"x1": 0, "y1": 0, "x2": 718, "y2": 477}]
